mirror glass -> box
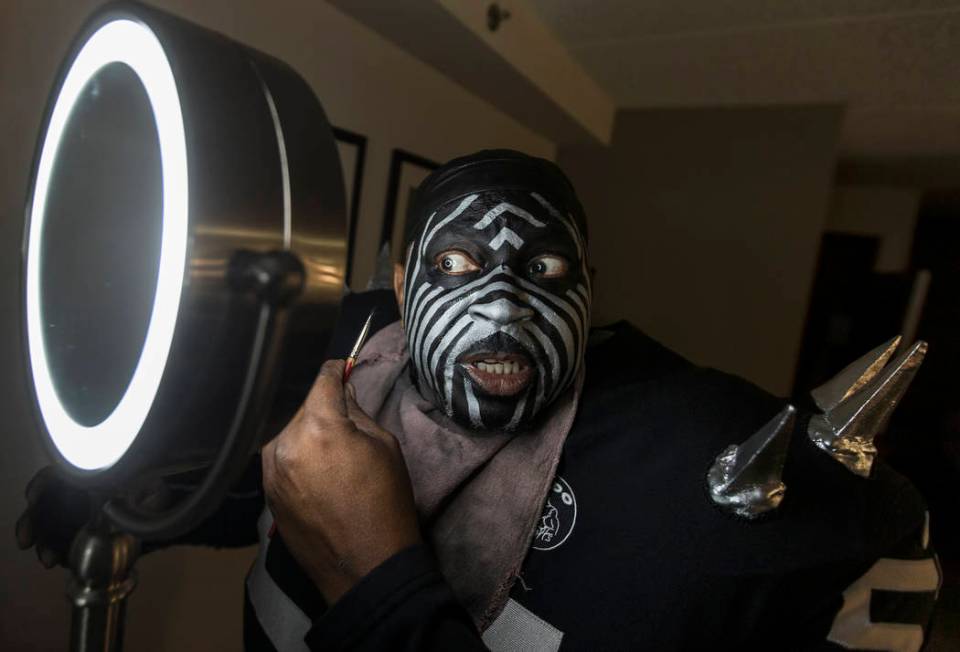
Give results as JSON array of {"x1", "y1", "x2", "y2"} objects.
[{"x1": 40, "y1": 62, "x2": 163, "y2": 426}]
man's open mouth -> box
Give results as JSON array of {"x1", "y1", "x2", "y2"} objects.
[{"x1": 459, "y1": 351, "x2": 534, "y2": 397}]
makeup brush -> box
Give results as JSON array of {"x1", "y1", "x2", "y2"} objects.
[{"x1": 343, "y1": 308, "x2": 376, "y2": 382}]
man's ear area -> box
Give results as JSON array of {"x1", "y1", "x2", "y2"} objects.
[{"x1": 393, "y1": 262, "x2": 405, "y2": 319}]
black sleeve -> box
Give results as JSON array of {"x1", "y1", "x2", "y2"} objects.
[
  {"x1": 304, "y1": 545, "x2": 489, "y2": 652},
  {"x1": 748, "y1": 474, "x2": 941, "y2": 651},
  {"x1": 804, "y1": 517, "x2": 940, "y2": 651},
  {"x1": 773, "y1": 533, "x2": 940, "y2": 651}
]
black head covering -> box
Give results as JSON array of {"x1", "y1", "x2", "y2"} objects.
[{"x1": 403, "y1": 149, "x2": 588, "y2": 250}]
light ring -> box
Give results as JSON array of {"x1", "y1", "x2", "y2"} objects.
[{"x1": 26, "y1": 19, "x2": 188, "y2": 471}]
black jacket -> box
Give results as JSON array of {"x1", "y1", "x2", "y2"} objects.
[{"x1": 184, "y1": 291, "x2": 939, "y2": 651}]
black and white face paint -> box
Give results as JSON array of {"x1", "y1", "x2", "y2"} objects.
[{"x1": 402, "y1": 190, "x2": 590, "y2": 432}]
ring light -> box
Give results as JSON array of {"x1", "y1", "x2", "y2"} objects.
[
  {"x1": 26, "y1": 19, "x2": 188, "y2": 471},
  {"x1": 22, "y1": 2, "x2": 347, "y2": 540}
]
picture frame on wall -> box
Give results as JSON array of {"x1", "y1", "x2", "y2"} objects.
[
  {"x1": 380, "y1": 148, "x2": 439, "y2": 266},
  {"x1": 332, "y1": 126, "x2": 367, "y2": 286}
]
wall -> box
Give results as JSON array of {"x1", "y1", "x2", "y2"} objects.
[
  {"x1": 0, "y1": 1, "x2": 552, "y2": 650},
  {"x1": 559, "y1": 106, "x2": 843, "y2": 396},
  {"x1": 827, "y1": 186, "x2": 921, "y2": 273}
]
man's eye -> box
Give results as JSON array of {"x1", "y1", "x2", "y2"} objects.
[
  {"x1": 436, "y1": 251, "x2": 480, "y2": 275},
  {"x1": 528, "y1": 255, "x2": 568, "y2": 279}
]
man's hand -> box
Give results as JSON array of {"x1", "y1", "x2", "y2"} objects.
[{"x1": 261, "y1": 359, "x2": 422, "y2": 604}]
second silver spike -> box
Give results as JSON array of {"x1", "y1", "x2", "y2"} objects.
[{"x1": 808, "y1": 341, "x2": 927, "y2": 477}]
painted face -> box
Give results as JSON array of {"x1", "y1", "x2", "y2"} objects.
[{"x1": 402, "y1": 189, "x2": 590, "y2": 432}]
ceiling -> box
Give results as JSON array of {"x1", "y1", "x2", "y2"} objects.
[{"x1": 526, "y1": 0, "x2": 960, "y2": 158}]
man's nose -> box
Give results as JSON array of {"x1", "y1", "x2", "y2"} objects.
[{"x1": 469, "y1": 298, "x2": 535, "y2": 325}]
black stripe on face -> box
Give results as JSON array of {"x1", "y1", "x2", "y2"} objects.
[
  {"x1": 506, "y1": 279, "x2": 586, "y2": 392},
  {"x1": 429, "y1": 317, "x2": 474, "y2": 398},
  {"x1": 410, "y1": 267, "x2": 509, "y2": 368},
  {"x1": 410, "y1": 277, "x2": 584, "y2": 417},
  {"x1": 416, "y1": 268, "x2": 585, "y2": 337},
  {"x1": 431, "y1": 277, "x2": 581, "y2": 391},
  {"x1": 443, "y1": 367, "x2": 476, "y2": 430},
  {"x1": 440, "y1": 336, "x2": 546, "y2": 432},
  {"x1": 422, "y1": 278, "x2": 577, "y2": 368}
]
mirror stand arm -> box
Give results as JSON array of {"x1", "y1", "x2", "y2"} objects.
[
  {"x1": 70, "y1": 249, "x2": 304, "y2": 651},
  {"x1": 102, "y1": 249, "x2": 304, "y2": 541}
]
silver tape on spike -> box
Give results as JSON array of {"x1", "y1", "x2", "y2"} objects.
[{"x1": 708, "y1": 405, "x2": 797, "y2": 519}]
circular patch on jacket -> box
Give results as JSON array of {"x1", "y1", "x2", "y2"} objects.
[{"x1": 532, "y1": 476, "x2": 577, "y2": 551}]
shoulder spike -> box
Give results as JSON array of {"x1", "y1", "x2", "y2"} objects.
[
  {"x1": 810, "y1": 336, "x2": 901, "y2": 412},
  {"x1": 708, "y1": 405, "x2": 797, "y2": 519},
  {"x1": 808, "y1": 341, "x2": 927, "y2": 477}
]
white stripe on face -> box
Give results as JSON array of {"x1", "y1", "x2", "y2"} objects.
[
  {"x1": 463, "y1": 374, "x2": 484, "y2": 429},
  {"x1": 405, "y1": 194, "x2": 478, "y2": 321},
  {"x1": 506, "y1": 394, "x2": 528, "y2": 431},
  {"x1": 489, "y1": 226, "x2": 525, "y2": 251},
  {"x1": 407, "y1": 285, "x2": 444, "y2": 362},
  {"x1": 403, "y1": 211, "x2": 436, "y2": 321},
  {"x1": 473, "y1": 202, "x2": 546, "y2": 230},
  {"x1": 428, "y1": 312, "x2": 475, "y2": 396}
]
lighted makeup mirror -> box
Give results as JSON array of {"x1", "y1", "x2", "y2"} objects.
[{"x1": 22, "y1": 4, "x2": 345, "y2": 647}]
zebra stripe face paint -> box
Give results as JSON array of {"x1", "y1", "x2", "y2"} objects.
[{"x1": 402, "y1": 190, "x2": 590, "y2": 432}]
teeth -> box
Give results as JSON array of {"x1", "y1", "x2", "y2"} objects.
[{"x1": 475, "y1": 360, "x2": 523, "y2": 375}]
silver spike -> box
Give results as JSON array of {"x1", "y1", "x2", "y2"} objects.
[
  {"x1": 808, "y1": 341, "x2": 927, "y2": 477},
  {"x1": 810, "y1": 336, "x2": 901, "y2": 412},
  {"x1": 708, "y1": 405, "x2": 797, "y2": 519}
]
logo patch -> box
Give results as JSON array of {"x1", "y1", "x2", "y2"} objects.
[{"x1": 533, "y1": 476, "x2": 577, "y2": 551}]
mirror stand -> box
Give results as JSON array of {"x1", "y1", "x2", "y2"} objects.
[
  {"x1": 61, "y1": 249, "x2": 307, "y2": 651},
  {"x1": 67, "y1": 516, "x2": 139, "y2": 652}
]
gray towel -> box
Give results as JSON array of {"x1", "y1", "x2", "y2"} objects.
[{"x1": 349, "y1": 321, "x2": 583, "y2": 629}]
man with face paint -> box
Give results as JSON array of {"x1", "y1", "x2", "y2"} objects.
[
  {"x1": 400, "y1": 186, "x2": 590, "y2": 433},
  {"x1": 252, "y1": 150, "x2": 940, "y2": 651},
  {"x1": 20, "y1": 151, "x2": 940, "y2": 651}
]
